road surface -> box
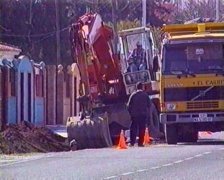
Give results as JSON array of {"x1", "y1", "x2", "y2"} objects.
[{"x1": 1, "y1": 132, "x2": 224, "y2": 180}]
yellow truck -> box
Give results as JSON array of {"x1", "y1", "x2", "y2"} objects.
[{"x1": 160, "y1": 22, "x2": 224, "y2": 144}]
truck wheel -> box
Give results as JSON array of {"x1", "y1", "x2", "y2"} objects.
[
  {"x1": 191, "y1": 131, "x2": 198, "y2": 142},
  {"x1": 178, "y1": 125, "x2": 198, "y2": 143},
  {"x1": 165, "y1": 124, "x2": 177, "y2": 145},
  {"x1": 181, "y1": 130, "x2": 198, "y2": 143},
  {"x1": 188, "y1": 131, "x2": 198, "y2": 143},
  {"x1": 148, "y1": 103, "x2": 165, "y2": 139},
  {"x1": 150, "y1": 104, "x2": 160, "y2": 130}
]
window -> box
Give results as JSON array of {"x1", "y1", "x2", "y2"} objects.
[{"x1": 163, "y1": 42, "x2": 224, "y2": 74}]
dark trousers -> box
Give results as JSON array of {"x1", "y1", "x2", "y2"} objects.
[{"x1": 130, "y1": 115, "x2": 147, "y2": 146}]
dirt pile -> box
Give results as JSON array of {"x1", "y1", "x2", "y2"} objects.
[{"x1": 0, "y1": 121, "x2": 70, "y2": 154}]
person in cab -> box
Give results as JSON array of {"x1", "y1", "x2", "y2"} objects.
[{"x1": 131, "y1": 41, "x2": 146, "y2": 70}]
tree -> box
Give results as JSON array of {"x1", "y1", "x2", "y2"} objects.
[
  {"x1": 173, "y1": 0, "x2": 224, "y2": 23},
  {"x1": 0, "y1": 0, "x2": 73, "y2": 65},
  {"x1": 0, "y1": 0, "x2": 176, "y2": 65}
]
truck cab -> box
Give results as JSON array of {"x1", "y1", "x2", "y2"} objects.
[{"x1": 160, "y1": 22, "x2": 224, "y2": 144}]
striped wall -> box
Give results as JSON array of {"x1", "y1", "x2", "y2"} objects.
[{"x1": 0, "y1": 56, "x2": 78, "y2": 129}]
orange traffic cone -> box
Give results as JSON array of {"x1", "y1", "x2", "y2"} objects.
[
  {"x1": 117, "y1": 130, "x2": 127, "y2": 149},
  {"x1": 143, "y1": 127, "x2": 152, "y2": 145}
]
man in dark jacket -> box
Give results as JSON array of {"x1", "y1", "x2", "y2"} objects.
[{"x1": 127, "y1": 82, "x2": 151, "y2": 146}]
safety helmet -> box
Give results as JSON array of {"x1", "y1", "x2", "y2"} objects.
[{"x1": 136, "y1": 41, "x2": 142, "y2": 47}]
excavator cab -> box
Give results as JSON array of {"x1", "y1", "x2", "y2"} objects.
[{"x1": 118, "y1": 27, "x2": 157, "y2": 94}]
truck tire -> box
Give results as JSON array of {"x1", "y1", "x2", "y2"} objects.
[
  {"x1": 165, "y1": 124, "x2": 177, "y2": 145},
  {"x1": 148, "y1": 103, "x2": 164, "y2": 139},
  {"x1": 181, "y1": 130, "x2": 198, "y2": 143},
  {"x1": 191, "y1": 131, "x2": 198, "y2": 142}
]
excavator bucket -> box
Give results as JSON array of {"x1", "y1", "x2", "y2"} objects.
[{"x1": 66, "y1": 112, "x2": 113, "y2": 150}]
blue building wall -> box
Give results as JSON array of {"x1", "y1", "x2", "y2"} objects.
[
  {"x1": 34, "y1": 97, "x2": 44, "y2": 125},
  {"x1": 17, "y1": 56, "x2": 34, "y2": 124},
  {"x1": 1, "y1": 57, "x2": 76, "y2": 127},
  {"x1": 17, "y1": 58, "x2": 33, "y2": 73},
  {"x1": 7, "y1": 97, "x2": 17, "y2": 124}
]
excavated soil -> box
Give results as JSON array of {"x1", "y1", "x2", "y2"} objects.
[{"x1": 0, "y1": 121, "x2": 70, "y2": 154}]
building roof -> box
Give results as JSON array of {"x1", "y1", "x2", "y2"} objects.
[{"x1": 0, "y1": 43, "x2": 21, "y2": 53}]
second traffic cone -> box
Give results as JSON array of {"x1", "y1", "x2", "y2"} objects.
[
  {"x1": 143, "y1": 127, "x2": 152, "y2": 145},
  {"x1": 117, "y1": 130, "x2": 127, "y2": 149}
]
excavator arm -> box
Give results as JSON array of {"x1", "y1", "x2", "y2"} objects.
[{"x1": 70, "y1": 13, "x2": 125, "y2": 104}]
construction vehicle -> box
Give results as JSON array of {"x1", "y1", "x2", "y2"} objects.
[
  {"x1": 118, "y1": 26, "x2": 162, "y2": 137},
  {"x1": 118, "y1": 26, "x2": 159, "y2": 95},
  {"x1": 160, "y1": 22, "x2": 224, "y2": 144},
  {"x1": 68, "y1": 13, "x2": 162, "y2": 145}
]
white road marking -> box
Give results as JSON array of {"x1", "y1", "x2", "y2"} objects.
[
  {"x1": 194, "y1": 154, "x2": 203, "y2": 158},
  {"x1": 121, "y1": 172, "x2": 134, "y2": 176},
  {"x1": 202, "y1": 152, "x2": 211, "y2": 155},
  {"x1": 103, "y1": 176, "x2": 118, "y2": 179},
  {"x1": 0, "y1": 153, "x2": 57, "y2": 167},
  {"x1": 162, "y1": 163, "x2": 173, "y2": 167},
  {"x1": 150, "y1": 166, "x2": 161, "y2": 170},
  {"x1": 0, "y1": 156, "x2": 45, "y2": 167},
  {"x1": 103, "y1": 149, "x2": 219, "y2": 179},
  {"x1": 174, "y1": 160, "x2": 183, "y2": 164},
  {"x1": 184, "y1": 157, "x2": 194, "y2": 161},
  {"x1": 136, "y1": 169, "x2": 148, "y2": 172}
]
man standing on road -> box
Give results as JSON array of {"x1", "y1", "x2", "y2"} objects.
[{"x1": 127, "y1": 82, "x2": 151, "y2": 147}]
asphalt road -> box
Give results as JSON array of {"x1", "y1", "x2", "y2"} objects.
[{"x1": 1, "y1": 132, "x2": 224, "y2": 180}]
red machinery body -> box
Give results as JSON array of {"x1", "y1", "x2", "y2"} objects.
[
  {"x1": 69, "y1": 13, "x2": 163, "y2": 144},
  {"x1": 70, "y1": 13, "x2": 125, "y2": 103}
]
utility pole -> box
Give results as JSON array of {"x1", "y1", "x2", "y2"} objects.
[
  {"x1": 111, "y1": 0, "x2": 118, "y2": 54},
  {"x1": 142, "y1": 0, "x2": 147, "y2": 27},
  {"x1": 28, "y1": 0, "x2": 33, "y2": 57},
  {"x1": 216, "y1": 0, "x2": 220, "y2": 22},
  {"x1": 55, "y1": 0, "x2": 61, "y2": 125},
  {"x1": 55, "y1": 0, "x2": 61, "y2": 65},
  {"x1": 93, "y1": 0, "x2": 99, "y2": 12},
  {"x1": 142, "y1": 0, "x2": 147, "y2": 50}
]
